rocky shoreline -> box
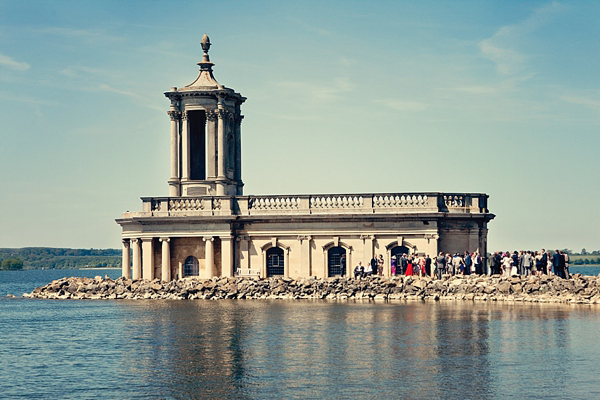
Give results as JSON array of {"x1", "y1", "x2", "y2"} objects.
[{"x1": 22, "y1": 273, "x2": 600, "y2": 304}]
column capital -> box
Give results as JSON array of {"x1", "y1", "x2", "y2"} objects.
[
  {"x1": 206, "y1": 110, "x2": 218, "y2": 121},
  {"x1": 122, "y1": 239, "x2": 130, "y2": 245},
  {"x1": 216, "y1": 109, "x2": 229, "y2": 119},
  {"x1": 159, "y1": 237, "x2": 170, "y2": 243},
  {"x1": 167, "y1": 110, "x2": 181, "y2": 121},
  {"x1": 203, "y1": 236, "x2": 214, "y2": 242},
  {"x1": 181, "y1": 110, "x2": 189, "y2": 120},
  {"x1": 297, "y1": 235, "x2": 312, "y2": 242},
  {"x1": 131, "y1": 238, "x2": 140, "y2": 244}
]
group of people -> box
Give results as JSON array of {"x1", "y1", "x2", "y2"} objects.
[
  {"x1": 349, "y1": 248, "x2": 571, "y2": 280},
  {"x1": 489, "y1": 249, "x2": 570, "y2": 278},
  {"x1": 433, "y1": 252, "x2": 485, "y2": 279},
  {"x1": 353, "y1": 254, "x2": 386, "y2": 278}
]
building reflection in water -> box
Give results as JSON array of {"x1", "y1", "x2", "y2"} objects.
[{"x1": 114, "y1": 300, "x2": 600, "y2": 399}]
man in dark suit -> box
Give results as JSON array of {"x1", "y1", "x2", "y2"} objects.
[{"x1": 552, "y1": 250, "x2": 564, "y2": 278}]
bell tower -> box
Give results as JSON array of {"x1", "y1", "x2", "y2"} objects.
[{"x1": 165, "y1": 34, "x2": 246, "y2": 197}]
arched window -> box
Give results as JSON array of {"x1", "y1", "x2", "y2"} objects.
[
  {"x1": 327, "y1": 246, "x2": 346, "y2": 277},
  {"x1": 266, "y1": 247, "x2": 284, "y2": 277},
  {"x1": 184, "y1": 256, "x2": 199, "y2": 277}
]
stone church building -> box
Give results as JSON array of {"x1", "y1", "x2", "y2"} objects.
[{"x1": 116, "y1": 35, "x2": 495, "y2": 281}]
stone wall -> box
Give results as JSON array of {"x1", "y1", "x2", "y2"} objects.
[{"x1": 24, "y1": 274, "x2": 600, "y2": 305}]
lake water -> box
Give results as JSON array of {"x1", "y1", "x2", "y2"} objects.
[{"x1": 2, "y1": 269, "x2": 600, "y2": 399}]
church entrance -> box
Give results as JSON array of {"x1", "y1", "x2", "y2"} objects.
[
  {"x1": 184, "y1": 256, "x2": 199, "y2": 277},
  {"x1": 328, "y1": 247, "x2": 346, "y2": 277},
  {"x1": 266, "y1": 247, "x2": 284, "y2": 277}
]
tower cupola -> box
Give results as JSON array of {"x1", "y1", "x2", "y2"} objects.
[{"x1": 164, "y1": 36, "x2": 246, "y2": 197}]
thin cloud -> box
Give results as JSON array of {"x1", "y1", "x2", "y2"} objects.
[
  {"x1": 374, "y1": 98, "x2": 427, "y2": 112},
  {"x1": 276, "y1": 76, "x2": 353, "y2": 103},
  {"x1": 40, "y1": 27, "x2": 125, "y2": 43},
  {"x1": 561, "y1": 95, "x2": 600, "y2": 112},
  {"x1": 97, "y1": 83, "x2": 163, "y2": 112},
  {"x1": 479, "y1": 1, "x2": 563, "y2": 76},
  {"x1": 0, "y1": 52, "x2": 30, "y2": 71},
  {"x1": 60, "y1": 65, "x2": 112, "y2": 78}
]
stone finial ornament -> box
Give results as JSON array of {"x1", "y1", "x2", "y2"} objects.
[{"x1": 200, "y1": 34, "x2": 211, "y2": 62}]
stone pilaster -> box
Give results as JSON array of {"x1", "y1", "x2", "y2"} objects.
[
  {"x1": 298, "y1": 235, "x2": 312, "y2": 277},
  {"x1": 121, "y1": 239, "x2": 131, "y2": 279},
  {"x1": 160, "y1": 237, "x2": 171, "y2": 282},
  {"x1": 206, "y1": 110, "x2": 217, "y2": 179}
]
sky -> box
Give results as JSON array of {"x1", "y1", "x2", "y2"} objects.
[{"x1": 0, "y1": 0, "x2": 599, "y2": 252}]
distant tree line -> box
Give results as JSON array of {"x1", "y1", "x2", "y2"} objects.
[{"x1": 0, "y1": 248, "x2": 121, "y2": 270}]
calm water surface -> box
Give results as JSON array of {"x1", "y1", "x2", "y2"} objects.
[{"x1": 1, "y1": 269, "x2": 600, "y2": 399}]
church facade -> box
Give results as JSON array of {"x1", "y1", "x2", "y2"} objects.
[{"x1": 116, "y1": 36, "x2": 495, "y2": 281}]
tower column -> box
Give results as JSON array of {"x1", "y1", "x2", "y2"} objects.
[
  {"x1": 121, "y1": 239, "x2": 131, "y2": 279},
  {"x1": 181, "y1": 111, "x2": 190, "y2": 181},
  {"x1": 168, "y1": 109, "x2": 180, "y2": 196},
  {"x1": 216, "y1": 106, "x2": 226, "y2": 195},
  {"x1": 160, "y1": 238, "x2": 171, "y2": 282},
  {"x1": 132, "y1": 239, "x2": 142, "y2": 280}
]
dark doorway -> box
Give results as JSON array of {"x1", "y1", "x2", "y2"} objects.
[
  {"x1": 184, "y1": 256, "x2": 199, "y2": 277},
  {"x1": 391, "y1": 246, "x2": 409, "y2": 275},
  {"x1": 188, "y1": 110, "x2": 206, "y2": 180},
  {"x1": 328, "y1": 246, "x2": 346, "y2": 277},
  {"x1": 266, "y1": 247, "x2": 284, "y2": 277}
]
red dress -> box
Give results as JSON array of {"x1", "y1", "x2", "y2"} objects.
[{"x1": 405, "y1": 262, "x2": 413, "y2": 276}]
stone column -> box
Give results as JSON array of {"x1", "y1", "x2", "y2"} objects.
[
  {"x1": 204, "y1": 237, "x2": 214, "y2": 278},
  {"x1": 168, "y1": 110, "x2": 180, "y2": 196},
  {"x1": 160, "y1": 238, "x2": 171, "y2": 282},
  {"x1": 216, "y1": 107, "x2": 226, "y2": 195},
  {"x1": 132, "y1": 239, "x2": 141, "y2": 280},
  {"x1": 181, "y1": 111, "x2": 190, "y2": 181},
  {"x1": 142, "y1": 238, "x2": 154, "y2": 280},
  {"x1": 221, "y1": 236, "x2": 233, "y2": 277},
  {"x1": 121, "y1": 239, "x2": 131, "y2": 279}
]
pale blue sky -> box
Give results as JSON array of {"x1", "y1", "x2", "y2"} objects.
[{"x1": 0, "y1": 0, "x2": 598, "y2": 251}]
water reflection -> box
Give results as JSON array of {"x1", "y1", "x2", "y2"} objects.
[{"x1": 114, "y1": 301, "x2": 600, "y2": 399}]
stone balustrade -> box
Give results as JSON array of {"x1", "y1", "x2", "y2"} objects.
[{"x1": 128, "y1": 193, "x2": 488, "y2": 218}]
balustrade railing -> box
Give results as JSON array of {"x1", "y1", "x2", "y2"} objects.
[{"x1": 138, "y1": 192, "x2": 488, "y2": 216}]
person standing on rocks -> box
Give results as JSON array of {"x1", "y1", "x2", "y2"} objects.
[
  {"x1": 563, "y1": 251, "x2": 570, "y2": 278},
  {"x1": 522, "y1": 251, "x2": 533, "y2": 276},
  {"x1": 464, "y1": 251, "x2": 472, "y2": 276},
  {"x1": 435, "y1": 252, "x2": 445, "y2": 279},
  {"x1": 474, "y1": 252, "x2": 483, "y2": 275},
  {"x1": 425, "y1": 254, "x2": 432, "y2": 276},
  {"x1": 370, "y1": 255, "x2": 378, "y2": 277},
  {"x1": 552, "y1": 250, "x2": 564, "y2": 278},
  {"x1": 377, "y1": 254, "x2": 384, "y2": 276},
  {"x1": 541, "y1": 249, "x2": 548, "y2": 275},
  {"x1": 341, "y1": 254, "x2": 347, "y2": 277},
  {"x1": 400, "y1": 253, "x2": 408, "y2": 275}
]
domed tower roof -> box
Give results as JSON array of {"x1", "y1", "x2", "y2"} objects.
[{"x1": 183, "y1": 34, "x2": 222, "y2": 89}]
